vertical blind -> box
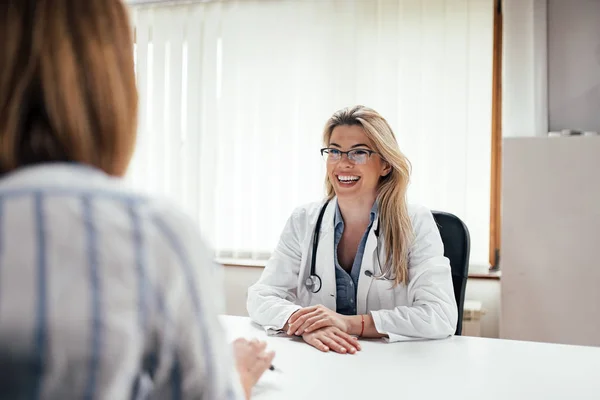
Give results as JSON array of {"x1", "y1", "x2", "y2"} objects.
[{"x1": 129, "y1": 0, "x2": 494, "y2": 266}]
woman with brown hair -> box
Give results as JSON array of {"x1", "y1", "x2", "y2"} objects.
[{"x1": 0, "y1": 1, "x2": 271, "y2": 398}]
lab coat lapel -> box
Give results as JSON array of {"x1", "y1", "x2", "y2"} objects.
[
  {"x1": 314, "y1": 199, "x2": 337, "y2": 311},
  {"x1": 357, "y1": 218, "x2": 378, "y2": 315}
]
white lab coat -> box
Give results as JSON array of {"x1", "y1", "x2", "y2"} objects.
[{"x1": 247, "y1": 198, "x2": 458, "y2": 342}]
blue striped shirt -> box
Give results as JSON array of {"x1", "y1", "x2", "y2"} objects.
[{"x1": 0, "y1": 164, "x2": 243, "y2": 400}]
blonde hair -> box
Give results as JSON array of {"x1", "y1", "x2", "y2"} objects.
[
  {"x1": 0, "y1": 0, "x2": 138, "y2": 177},
  {"x1": 323, "y1": 105, "x2": 413, "y2": 286}
]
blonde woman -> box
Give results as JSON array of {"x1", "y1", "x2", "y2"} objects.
[
  {"x1": 247, "y1": 106, "x2": 458, "y2": 353},
  {"x1": 0, "y1": 0, "x2": 272, "y2": 398}
]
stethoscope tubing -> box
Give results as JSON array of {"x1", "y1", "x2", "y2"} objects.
[{"x1": 306, "y1": 199, "x2": 392, "y2": 293}]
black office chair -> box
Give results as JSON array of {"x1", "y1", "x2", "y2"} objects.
[{"x1": 431, "y1": 211, "x2": 470, "y2": 335}]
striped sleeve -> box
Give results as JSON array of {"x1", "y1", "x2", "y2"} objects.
[{"x1": 148, "y1": 208, "x2": 244, "y2": 400}]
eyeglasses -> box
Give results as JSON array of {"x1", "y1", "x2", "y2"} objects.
[{"x1": 320, "y1": 147, "x2": 378, "y2": 165}]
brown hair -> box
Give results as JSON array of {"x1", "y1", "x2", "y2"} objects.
[
  {"x1": 0, "y1": 0, "x2": 138, "y2": 176},
  {"x1": 323, "y1": 106, "x2": 413, "y2": 286}
]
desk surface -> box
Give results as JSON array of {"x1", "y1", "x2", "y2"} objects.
[{"x1": 221, "y1": 315, "x2": 600, "y2": 400}]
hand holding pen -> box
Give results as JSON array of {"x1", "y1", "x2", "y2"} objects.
[{"x1": 232, "y1": 338, "x2": 276, "y2": 399}]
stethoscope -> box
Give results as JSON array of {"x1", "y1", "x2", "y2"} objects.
[{"x1": 305, "y1": 199, "x2": 394, "y2": 294}]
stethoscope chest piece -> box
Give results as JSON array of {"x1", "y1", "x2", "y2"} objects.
[
  {"x1": 306, "y1": 198, "x2": 390, "y2": 294},
  {"x1": 305, "y1": 274, "x2": 322, "y2": 293}
]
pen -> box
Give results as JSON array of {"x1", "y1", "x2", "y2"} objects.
[{"x1": 269, "y1": 365, "x2": 276, "y2": 371}]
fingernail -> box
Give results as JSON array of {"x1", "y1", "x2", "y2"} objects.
[
  {"x1": 350, "y1": 348, "x2": 356, "y2": 353},
  {"x1": 295, "y1": 331, "x2": 300, "y2": 335}
]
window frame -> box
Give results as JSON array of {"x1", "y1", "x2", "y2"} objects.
[{"x1": 489, "y1": 0, "x2": 503, "y2": 271}]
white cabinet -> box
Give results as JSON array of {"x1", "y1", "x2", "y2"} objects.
[{"x1": 500, "y1": 136, "x2": 600, "y2": 346}]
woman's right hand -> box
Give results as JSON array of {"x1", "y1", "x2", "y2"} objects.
[
  {"x1": 232, "y1": 338, "x2": 276, "y2": 399},
  {"x1": 302, "y1": 326, "x2": 361, "y2": 354}
]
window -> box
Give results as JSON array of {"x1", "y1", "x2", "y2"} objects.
[{"x1": 128, "y1": 0, "x2": 494, "y2": 267}]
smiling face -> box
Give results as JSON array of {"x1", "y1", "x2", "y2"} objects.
[{"x1": 326, "y1": 124, "x2": 391, "y2": 202}]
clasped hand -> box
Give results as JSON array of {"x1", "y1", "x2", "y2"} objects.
[{"x1": 286, "y1": 305, "x2": 360, "y2": 354}]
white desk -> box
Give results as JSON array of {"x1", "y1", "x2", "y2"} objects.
[{"x1": 221, "y1": 315, "x2": 600, "y2": 400}]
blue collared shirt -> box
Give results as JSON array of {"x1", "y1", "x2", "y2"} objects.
[{"x1": 334, "y1": 201, "x2": 378, "y2": 315}]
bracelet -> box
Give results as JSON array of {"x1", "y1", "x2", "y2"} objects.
[{"x1": 360, "y1": 315, "x2": 365, "y2": 337}]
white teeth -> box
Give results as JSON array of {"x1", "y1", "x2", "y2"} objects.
[{"x1": 337, "y1": 175, "x2": 360, "y2": 182}]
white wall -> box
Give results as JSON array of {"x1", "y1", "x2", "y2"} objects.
[
  {"x1": 465, "y1": 278, "x2": 500, "y2": 338},
  {"x1": 502, "y1": 0, "x2": 548, "y2": 137},
  {"x1": 503, "y1": 0, "x2": 600, "y2": 135},
  {"x1": 222, "y1": 265, "x2": 501, "y2": 338},
  {"x1": 547, "y1": 0, "x2": 600, "y2": 132},
  {"x1": 223, "y1": 266, "x2": 262, "y2": 317}
]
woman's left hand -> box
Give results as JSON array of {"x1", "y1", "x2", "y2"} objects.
[{"x1": 286, "y1": 305, "x2": 350, "y2": 336}]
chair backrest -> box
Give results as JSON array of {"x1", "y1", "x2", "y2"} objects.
[{"x1": 431, "y1": 211, "x2": 470, "y2": 335}]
